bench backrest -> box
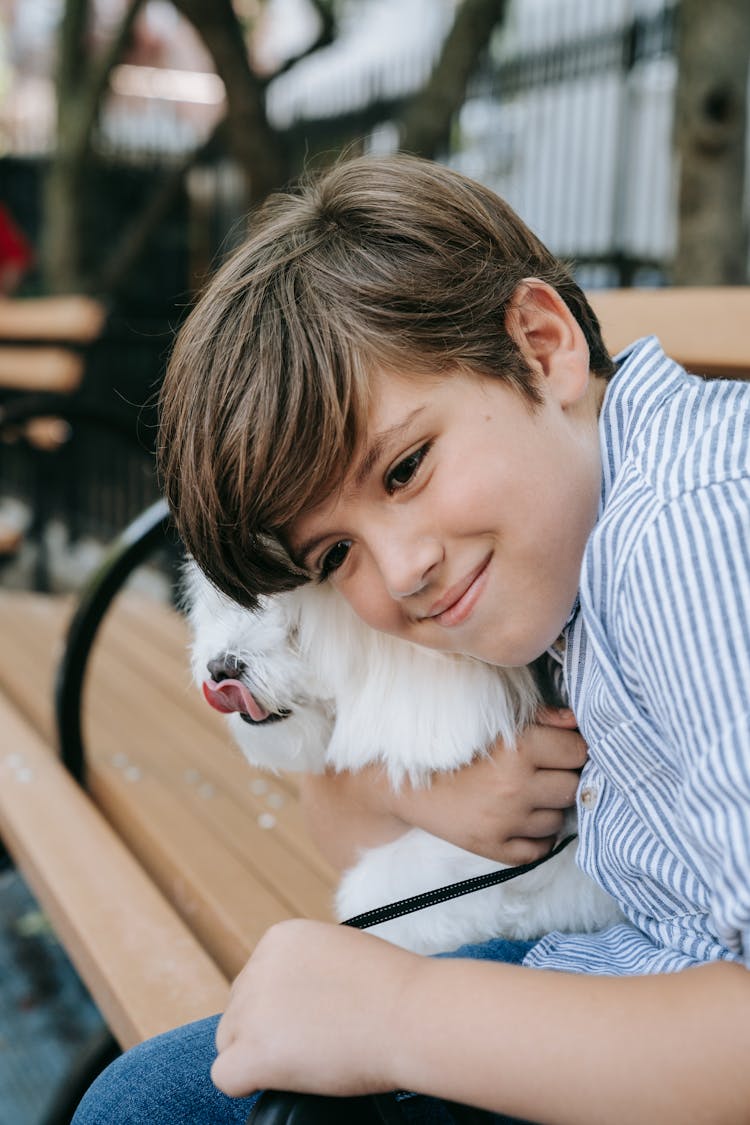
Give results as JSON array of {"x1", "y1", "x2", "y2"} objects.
[
  {"x1": 588, "y1": 287, "x2": 750, "y2": 379},
  {"x1": 0, "y1": 295, "x2": 107, "y2": 393}
]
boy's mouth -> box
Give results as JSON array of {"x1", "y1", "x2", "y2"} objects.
[{"x1": 423, "y1": 555, "x2": 491, "y2": 627}]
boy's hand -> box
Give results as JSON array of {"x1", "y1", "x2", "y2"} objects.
[
  {"x1": 301, "y1": 707, "x2": 586, "y2": 870},
  {"x1": 390, "y1": 706, "x2": 586, "y2": 866},
  {"x1": 212, "y1": 919, "x2": 420, "y2": 1098}
]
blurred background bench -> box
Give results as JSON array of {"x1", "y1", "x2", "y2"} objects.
[{"x1": 0, "y1": 296, "x2": 170, "y2": 592}]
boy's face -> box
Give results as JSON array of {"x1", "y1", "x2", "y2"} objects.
[{"x1": 288, "y1": 285, "x2": 605, "y2": 667}]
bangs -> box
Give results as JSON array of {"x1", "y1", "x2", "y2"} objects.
[{"x1": 160, "y1": 260, "x2": 375, "y2": 609}]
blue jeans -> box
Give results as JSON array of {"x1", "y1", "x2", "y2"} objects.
[{"x1": 72, "y1": 937, "x2": 535, "y2": 1124}]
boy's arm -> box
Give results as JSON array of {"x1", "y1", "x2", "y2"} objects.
[
  {"x1": 213, "y1": 918, "x2": 750, "y2": 1124},
  {"x1": 300, "y1": 708, "x2": 585, "y2": 870}
]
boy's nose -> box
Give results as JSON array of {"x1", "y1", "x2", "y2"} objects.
[{"x1": 375, "y1": 533, "x2": 443, "y2": 600}]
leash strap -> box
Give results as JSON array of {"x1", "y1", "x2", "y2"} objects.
[{"x1": 341, "y1": 833, "x2": 577, "y2": 931}]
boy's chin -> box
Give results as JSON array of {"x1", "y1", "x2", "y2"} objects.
[{"x1": 451, "y1": 627, "x2": 561, "y2": 668}]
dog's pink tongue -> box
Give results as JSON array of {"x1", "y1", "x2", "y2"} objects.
[{"x1": 202, "y1": 679, "x2": 271, "y2": 722}]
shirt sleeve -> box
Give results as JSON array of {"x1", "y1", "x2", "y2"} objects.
[{"x1": 617, "y1": 477, "x2": 750, "y2": 967}]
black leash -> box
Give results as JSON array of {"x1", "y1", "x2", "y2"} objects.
[{"x1": 341, "y1": 833, "x2": 577, "y2": 931}]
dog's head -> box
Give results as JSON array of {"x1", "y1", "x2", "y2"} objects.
[
  {"x1": 185, "y1": 561, "x2": 334, "y2": 773},
  {"x1": 187, "y1": 562, "x2": 541, "y2": 788}
]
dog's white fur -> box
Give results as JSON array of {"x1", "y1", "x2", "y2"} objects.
[{"x1": 187, "y1": 563, "x2": 621, "y2": 954}]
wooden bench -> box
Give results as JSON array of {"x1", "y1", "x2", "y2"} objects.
[
  {"x1": 0, "y1": 295, "x2": 107, "y2": 567},
  {"x1": 0, "y1": 286, "x2": 747, "y2": 1119},
  {"x1": 0, "y1": 295, "x2": 106, "y2": 395},
  {"x1": 0, "y1": 504, "x2": 338, "y2": 1063},
  {"x1": 588, "y1": 285, "x2": 750, "y2": 379}
]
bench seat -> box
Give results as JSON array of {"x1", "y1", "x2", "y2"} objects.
[{"x1": 0, "y1": 587, "x2": 337, "y2": 1047}]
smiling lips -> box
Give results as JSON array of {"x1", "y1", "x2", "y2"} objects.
[{"x1": 424, "y1": 556, "x2": 491, "y2": 627}]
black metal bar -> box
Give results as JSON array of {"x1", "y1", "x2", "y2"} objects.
[
  {"x1": 0, "y1": 392, "x2": 148, "y2": 447},
  {"x1": 54, "y1": 497, "x2": 172, "y2": 785},
  {"x1": 38, "y1": 1026, "x2": 121, "y2": 1125}
]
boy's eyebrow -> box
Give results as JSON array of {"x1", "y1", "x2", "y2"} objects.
[{"x1": 352, "y1": 407, "x2": 427, "y2": 488}]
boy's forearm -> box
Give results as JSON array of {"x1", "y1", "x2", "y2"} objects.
[
  {"x1": 394, "y1": 957, "x2": 750, "y2": 1124},
  {"x1": 299, "y1": 769, "x2": 406, "y2": 870},
  {"x1": 300, "y1": 718, "x2": 586, "y2": 871}
]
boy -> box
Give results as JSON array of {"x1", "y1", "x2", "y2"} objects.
[{"x1": 75, "y1": 156, "x2": 749, "y2": 1124}]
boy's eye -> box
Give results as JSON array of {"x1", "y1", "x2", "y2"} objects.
[
  {"x1": 385, "y1": 443, "x2": 430, "y2": 493},
  {"x1": 318, "y1": 540, "x2": 351, "y2": 580}
]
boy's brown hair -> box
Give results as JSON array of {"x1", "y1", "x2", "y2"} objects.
[{"x1": 159, "y1": 153, "x2": 614, "y2": 609}]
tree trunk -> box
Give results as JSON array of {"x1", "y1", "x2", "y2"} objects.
[
  {"x1": 399, "y1": 0, "x2": 509, "y2": 158},
  {"x1": 41, "y1": 0, "x2": 90, "y2": 291},
  {"x1": 673, "y1": 0, "x2": 750, "y2": 284},
  {"x1": 42, "y1": 0, "x2": 147, "y2": 292},
  {"x1": 171, "y1": 0, "x2": 289, "y2": 206}
]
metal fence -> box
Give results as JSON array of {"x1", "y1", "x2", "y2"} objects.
[{"x1": 451, "y1": 0, "x2": 679, "y2": 286}]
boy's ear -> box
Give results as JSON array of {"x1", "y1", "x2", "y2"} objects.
[{"x1": 505, "y1": 279, "x2": 590, "y2": 405}]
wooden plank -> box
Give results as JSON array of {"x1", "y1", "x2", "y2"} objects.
[
  {"x1": 0, "y1": 590, "x2": 336, "y2": 893},
  {"x1": 0, "y1": 591, "x2": 336, "y2": 980},
  {"x1": 84, "y1": 755, "x2": 297, "y2": 979},
  {"x1": 0, "y1": 590, "x2": 72, "y2": 742},
  {"x1": 90, "y1": 732, "x2": 335, "y2": 920},
  {"x1": 0, "y1": 296, "x2": 105, "y2": 343},
  {"x1": 0, "y1": 346, "x2": 84, "y2": 392},
  {"x1": 588, "y1": 287, "x2": 750, "y2": 378},
  {"x1": 0, "y1": 697, "x2": 229, "y2": 1050}
]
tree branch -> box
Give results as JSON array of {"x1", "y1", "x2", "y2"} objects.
[
  {"x1": 80, "y1": 0, "x2": 149, "y2": 145},
  {"x1": 399, "y1": 0, "x2": 509, "y2": 158},
  {"x1": 171, "y1": 0, "x2": 288, "y2": 201},
  {"x1": 57, "y1": 0, "x2": 91, "y2": 102},
  {"x1": 263, "y1": 0, "x2": 337, "y2": 83}
]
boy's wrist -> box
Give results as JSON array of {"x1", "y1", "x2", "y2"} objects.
[{"x1": 374, "y1": 949, "x2": 436, "y2": 1092}]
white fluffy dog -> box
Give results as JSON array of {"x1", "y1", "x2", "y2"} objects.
[{"x1": 187, "y1": 564, "x2": 620, "y2": 954}]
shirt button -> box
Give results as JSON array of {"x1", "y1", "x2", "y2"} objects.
[{"x1": 580, "y1": 786, "x2": 598, "y2": 810}]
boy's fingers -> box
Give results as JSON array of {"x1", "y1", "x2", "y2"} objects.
[
  {"x1": 525, "y1": 808, "x2": 567, "y2": 838},
  {"x1": 531, "y1": 767, "x2": 582, "y2": 808},
  {"x1": 528, "y1": 732, "x2": 588, "y2": 770},
  {"x1": 502, "y1": 836, "x2": 559, "y2": 864},
  {"x1": 215, "y1": 1013, "x2": 231, "y2": 1054},
  {"x1": 536, "y1": 705, "x2": 578, "y2": 729},
  {"x1": 211, "y1": 1045, "x2": 256, "y2": 1098}
]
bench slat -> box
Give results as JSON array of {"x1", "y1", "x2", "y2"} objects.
[
  {"x1": 0, "y1": 589, "x2": 336, "y2": 983},
  {"x1": 0, "y1": 296, "x2": 106, "y2": 343},
  {"x1": 0, "y1": 346, "x2": 85, "y2": 392},
  {"x1": 85, "y1": 755, "x2": 293, "y2": 978},
  {"x1": 589, "y1": 287, "x2": 750, "y2": 378}
]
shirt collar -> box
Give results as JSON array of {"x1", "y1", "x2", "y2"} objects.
[
  {"x1": 597, "y1": 334, "x2": 686, "y2": 516},
  {"x1": 557, "y1": 335, "x2": 685, "y2": 645}
]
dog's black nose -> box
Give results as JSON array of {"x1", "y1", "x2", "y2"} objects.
[{"x1": 207, "y1": 654, "x2": 246, "y2": 682}]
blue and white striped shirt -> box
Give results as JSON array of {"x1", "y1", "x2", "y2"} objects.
[{"x1": 525, "y1": 336, "x2": 750, "y2": 976}]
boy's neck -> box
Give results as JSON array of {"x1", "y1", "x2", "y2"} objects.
[{"x1": 590, "y1": 372, "x2": 610, "y2": 420}]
